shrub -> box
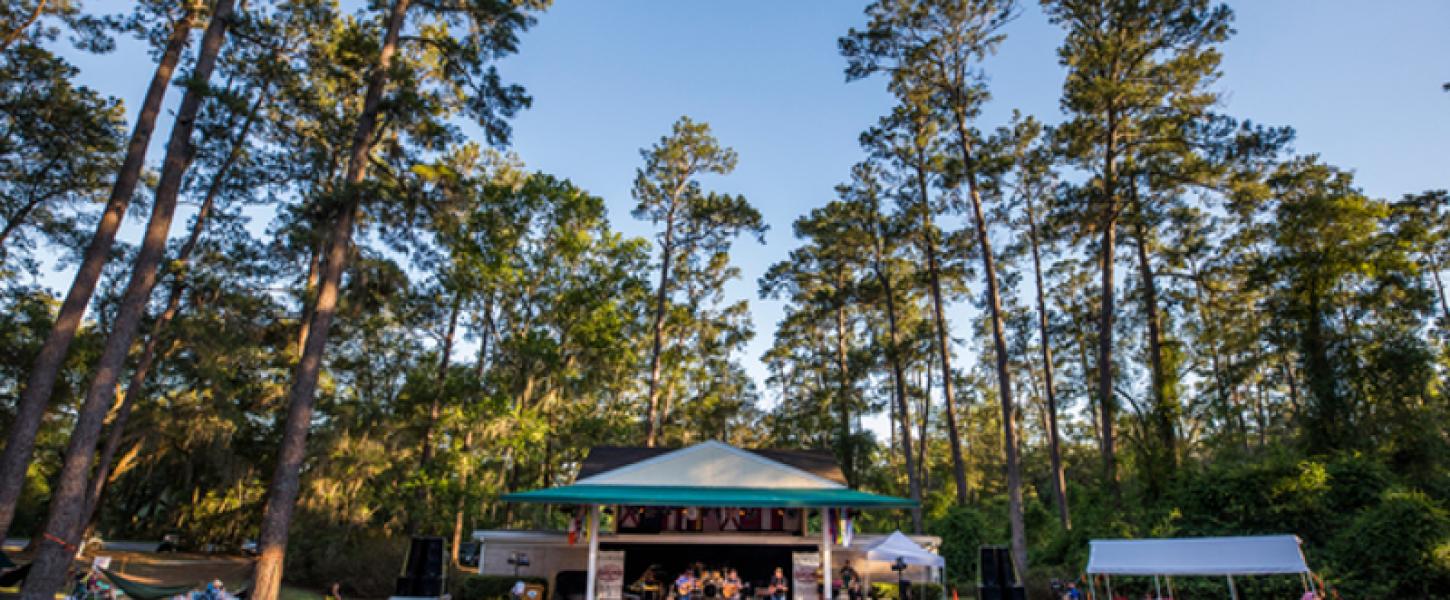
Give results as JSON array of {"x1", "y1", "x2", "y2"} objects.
[
  {"x1": 284, "y1": 522, "x2": 408, "y2": 598},
  {"x1": 1330, "y1": 489, "x2": 1450, "y2": 597},
  {"x1": 931, "y1": 506, "x2": 987, "y2": 588},
  {"x1": 867, "y1": 581, "x2": 942, "y2": 600},
  {"x1": 457, "y1": 574, "x2": 548, "y2": 600}
]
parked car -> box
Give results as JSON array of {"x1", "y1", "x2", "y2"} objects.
[{"x1": 240, "y1": 539, "x2": 258, "y2": 556}]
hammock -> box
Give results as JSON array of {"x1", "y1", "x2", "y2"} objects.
[{"x1": 102, "y1": 568, "x2": 202, "y2": 600}]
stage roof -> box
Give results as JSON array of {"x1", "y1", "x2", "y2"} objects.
[
  {"x1": 502, "y1": 441, "x2": 914, "y2": 509},
  {"x1": 501, "y1": 484, "x2": 915, "y2": 508},
  {"x1": 1085, "y1": 535, "x2": 1310, "y2": 575}
]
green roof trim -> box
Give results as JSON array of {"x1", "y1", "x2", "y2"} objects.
[{"x1": 500, "y1": 485, "x2": 916, "y2": 508}]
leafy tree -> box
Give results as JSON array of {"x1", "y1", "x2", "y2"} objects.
[
  {"x1": 251, "y1": 2, "x2": 547, "y2": 599},
  {"x1": 632, "y1": 116, "x2": 765, "y2": 447},
  {"x1": 1042, "y1": 0, "x2": 1234, "y2": 496},
  {"x1": 0, "y1": 1, "x2": 201, "y2": 539}
]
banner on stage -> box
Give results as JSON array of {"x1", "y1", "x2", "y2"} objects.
[
  {"x1": 597, "y1": 550, "x2": 626, "y2": 600},
  {"x1": 792, "y1": 552, "x2": 820, "y2": 600}
]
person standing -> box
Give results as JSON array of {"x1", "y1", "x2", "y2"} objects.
[
  {"x1": 769, "y1": 567, "x2": 788, "y2": 600},
  {"x1": 839, "y1": 561, "x2": 860, "y2": 600}
]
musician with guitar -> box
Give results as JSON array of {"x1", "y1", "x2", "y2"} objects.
[
  {"x1": 673, "y1": 570, "x2": 698, "y2": 600},
  {"x1": 768, "y1": 567, "x2": 788, "y2": 600},
  {"x1": 721, "y1": 569, "x2": 743, "y2": 600}
]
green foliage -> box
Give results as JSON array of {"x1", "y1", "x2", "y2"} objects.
[
  {"x1": 868, "y1": 581, "x2": 942, "y2": 600},
  {"x1": 283, "y1": 515, "x2": 409, "y2": 599},
  {"x1": 1330, "y1": 489, "x2": 1450, "y2": 597},
  {"x1": 1, "y1": 0, "x2": 1448, "y2": 596},
  {"x1": 457, "y1": 575, "x2": 548, "y2": 600},
  {"x1": 931, "y1": 506, "x2": 987, "y2": 587}
]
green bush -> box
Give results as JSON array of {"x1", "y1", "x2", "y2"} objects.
[
  {"x1": 867, "y1": 581, "x2": 942, "y2": 600},
  {"x1": 931, "y1": 506, "x2": 987, "y2": 588},
  {"x1": 457, "y1": 574, "x2": 548, "y2": 600},
  {"x1": 1331, "y1": 489, "x2": 1450, "y2": 597},
  {"x1": 283, "y1": 518, "x2": 408, "y2": 598}
]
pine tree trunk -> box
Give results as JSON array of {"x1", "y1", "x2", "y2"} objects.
[
  {"x1": 912, "y1": 156, "x2": 969, "y2": 505},
  {"x1": 0, "y1": 5, "x2": 194, "y2": 539},
  {"x1": 868, "y1": 214, "x2": 921, "y2": 532},
  {"x1": 644, "y1": 208, "x2": 677, "y2": 447},
  {"x1": 1025, "y1": 187, "x2": 1070, "y2": 530},
  {"x1": 295, "y1": 241, "x2": 322, "y2": 357},
  {"x1": 955, "y1": 119, "x2": 1025, "y2": 574},
  {"x1": 1428, "y1": 253, "x2": 1450, "y2": 324},
  {"x1": 20, "y1": 3, "x2": 235, "y2": 597},
  {"x1": 1132, "y1": 203, "x2": 1177, "y2": 484},
  {"x1": 414, "y1": 295, "x2": 461, "y2": 533},
  {"x1": 1097, "y1": 122, "x2": 1120, "y2": 497},
  {"x1": 250, "y1": 2, "x2": 410, "y2": 599},
  {"x1": 82, "y1": 87, "x2": 266, "y2": 522},
  {"x1": 451, "y1": 429, "x2": 474, "y2": 567},
  {"x1": 833, "y1": 273, "x2": 854, "y2": 487}
]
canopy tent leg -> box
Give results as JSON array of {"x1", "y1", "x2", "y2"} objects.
[
  {"x1": 1227, "y1": 574, "x2": 1239, "y2": 600},
  {"x1": 821, "y1": 508, "x2": 834, "y2": 600},
  {"x1": 1105, "y1": 575, "x2": 1113, "y2": 600},
  {"x1": 1166, "y1": 576, "x2": 1175, "y2": 599},
  {"x1": 585, "y1": 505, "x2": 600, "y2": 600},
  {"x1": 1154, "y1": 574, "x2": 1162, "y2": 599},
  {"x1": 1087, "y1": 574, "x2": 1097, "y2": 600}
]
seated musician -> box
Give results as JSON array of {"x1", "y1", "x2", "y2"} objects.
[
  {"x1": 630, "y1": 567, "x2": 662, "y2": 600},
  {"x1": 673, "y1": 570, "x2": 697, "y2": 599},
  {"x1": 768, "y1": 568, "x2": 788, "y2": 600},
  {"x1": 721, "y1": 569, "x2": 743, "y2": 600},
  {"x1": 701, "y1": 570, "x2": 721, "y2": 599}
]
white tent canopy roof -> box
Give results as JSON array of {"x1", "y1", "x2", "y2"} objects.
[
  {"x1": 1086, "y1": 535, "x2": 1310, "y2": 576},
  {"x1": 864, "y1": 531, "x2": 945, "y2": 568},
  {"x1": 573, "y1": 440, "x2": 844, "y2": 489}
]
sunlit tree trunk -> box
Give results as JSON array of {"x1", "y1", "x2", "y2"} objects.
[
  {"x1": 913, "y1": 156, "x2": 970, "y2": 505},
  {"x1": 84, "y1": 88, "x2": 268, "y2": 523},
  {"x1": 953, "y1": 114, "x2": 1026, "y2": 574},
  {"x1": 1131, "y1": 193, "x2": 1177, "y2": 490},
  {"x1": 1025, "y1": 184, "x2": 1070, "y2": 530},
  {"x1": 251, "y1": 2, "x2": 411, "y2": 599},
  {"x1": 644, "y1": 203, "x2": 677, "y2": 447},
  {"x1": 21, "y1": 3, "x2": 235, "y2": 597},
  {"x1": 0, "y1": 4, "x2": 195, "y2": 539}
]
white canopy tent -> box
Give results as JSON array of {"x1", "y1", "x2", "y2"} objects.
[
  {"x1": 862, "y1": 531, "x2": 945, "y2": 600},
  {"x1": 1084, "y1": 535, "x2": 1317, "y2": 599},
  {"x1": 865, "y1": 531, "x2": 946, "y2": 568}
]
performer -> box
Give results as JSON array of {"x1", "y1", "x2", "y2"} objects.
[
  {"x1": 674, "y1": 570, "x2": 698, "y2": 600},
  {"x1": 631, "y1": 567, "x2": 663, "y2": 600},
  {"x1": 769, "y1": 567, "x2": 789, "y2": 600},
  {"x1": 839, "y1": 561, "x2": 861, "y2": 600},
  {"x1": 721, "y1": 569, "x2": 743, "y2": 600}
]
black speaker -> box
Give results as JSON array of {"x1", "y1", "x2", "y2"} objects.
[
  {"x1": 415, "y1": 577, "x2": 443, "y2": 597},
  {"x1": 979, "y1": 546, "x2": 1011, "y2": 587},
  {"x1": 977, "y1": 585, "x2": 1024, "y2": 600},
  {"x1": 396, "y1": 576, "x2": 416, "y2": 596},
  {"x1": 420, "y1": 537, "x2": 445, "y2": 579}
]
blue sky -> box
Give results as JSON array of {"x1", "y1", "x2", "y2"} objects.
[{"x1": 46, "y1": 1, "x2": 1450, "y2": 419}]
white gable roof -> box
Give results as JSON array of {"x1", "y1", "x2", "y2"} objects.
[
  {"x1": 574, "y1": 440, "x2": 844, "y2": 489},
  {"x1": 865, "y1": 531, "x2": 945, "y2": 567}
]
